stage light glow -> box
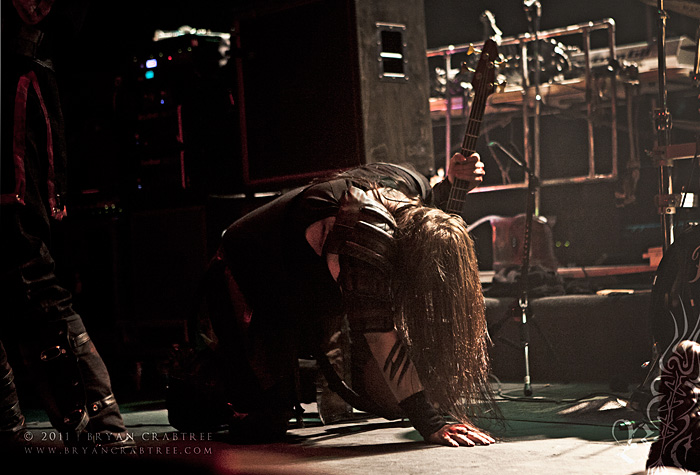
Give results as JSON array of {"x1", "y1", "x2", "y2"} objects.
[
  {"x1": 145, "y1": 70, "x2": 155, "y2": 79},
  {"x1": 146, "y1": 59, "x2": 158, "y2": 68}
]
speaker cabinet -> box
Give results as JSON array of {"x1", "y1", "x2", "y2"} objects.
[{"x1": 233, "y1": 0, "x2": 434, "y2": 190}]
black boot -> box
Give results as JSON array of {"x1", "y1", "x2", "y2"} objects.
[
  {"x1": 0, "y1": 341, "x2": 28, "y2": 451},
  {"x1": 15, "y1": 312, "x2": 133, "y2": 449}
]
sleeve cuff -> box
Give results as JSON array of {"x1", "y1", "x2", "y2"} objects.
[
  {"x1": 430, "y1": 179, "x2": 452, "y2": 211},
  {"x1": 398, "y1": 390, "x2": 447, "y2": 439}
]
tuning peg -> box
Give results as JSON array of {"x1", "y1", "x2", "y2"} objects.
[
  {"x1": 492, "y1": 74, "x2": 507, "y2": 92},
  {"x1": 459, "y1": 62, "x2": 476, "y2": 74},
  {"x1": 494, "y1": 53, "x2": 511, "y2": 67},
  {"x1": 466, "y1": 44, "x2": 482, "y2": 56}
]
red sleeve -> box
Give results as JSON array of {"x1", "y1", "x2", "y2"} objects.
[{"x1": 12, "y1": 0, "x2": 55, "y2": 25}]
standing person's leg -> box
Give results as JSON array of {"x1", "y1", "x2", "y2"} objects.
[
  {"x1": 2, "y1": 230, "x2": 131, "y2": 447},
  {"x1": 0, "y1": 340, "x2": 26, "y2": 444},
  {"x1": 1, "y1": 63, "x2": 130, "y2": 448}
]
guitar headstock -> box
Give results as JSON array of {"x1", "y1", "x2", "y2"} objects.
[
  {"x1": 471, "y1": 39, "x2": 499, "y2": 99},
  {"x1": 446, "y1": 41, "x2": 501, "y2": 213}
]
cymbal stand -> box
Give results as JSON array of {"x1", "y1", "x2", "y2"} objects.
[
  {"x1": 694, "y1": 23, "x2": 700, "y2": 87},
  {"x1": 654, "y1": 0, "x2": 676, "y2": 250},
  {"x1": 630, "y1": 0, "x2": 700, "y2": 415}
]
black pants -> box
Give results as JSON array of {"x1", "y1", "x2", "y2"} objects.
[{"x1": 166, "y1": 254, "x2": 297, "y2": 442}]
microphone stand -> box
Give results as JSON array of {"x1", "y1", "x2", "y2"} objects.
[
  {"x1": 520, "y1": 164, "x2": 537, "y2": 396},
  {"x1": 524, "y1": 0, "x2": 543, "y2": 214},
  {"x1": 488, "y1": 142, "x2": 543, "y2": 396}
]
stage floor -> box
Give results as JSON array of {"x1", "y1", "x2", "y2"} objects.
[{"x1": 13, "y1": 382, "x2": 686, "y2": 474}]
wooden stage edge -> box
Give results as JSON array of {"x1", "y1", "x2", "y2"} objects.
[{"x1": 480, "y1": 263, "x2": 658, "y2": 284}]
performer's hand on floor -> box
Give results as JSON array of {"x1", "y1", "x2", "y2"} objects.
[{"x1": 427, "y1": 423, "x2": 495, "y2": 447}]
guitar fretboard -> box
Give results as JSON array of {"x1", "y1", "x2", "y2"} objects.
[{"x1": 445, "y1": 46, "x2": 495, "y2": 214}]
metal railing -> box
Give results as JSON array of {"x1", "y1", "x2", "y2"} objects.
[{"x1": 427, "y1": 18, "x2": 618, "y2": 204}]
